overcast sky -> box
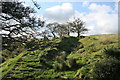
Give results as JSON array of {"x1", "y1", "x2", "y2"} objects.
[{"x1": 20, "y1": 0, "x2": 118, "y2": 36}]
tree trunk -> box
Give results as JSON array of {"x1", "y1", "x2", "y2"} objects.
[
  {"x1": 77, "y1": 31, "x2": 80, "y2": 37},
  {"x1": 59, "y1": 33, "x2": 63, "y2": 38},
  {"x1": 44, "y1": 36, "x2": 49, "y2": 41},
  {"x1": 67, "y1": 26, "x2": 70, "y2": 36},
  {"x1": 67, "y1": 31, "x2": 70, "y2": 36},
  {"x1": 52, "y1": 32, "x2": 56, "y2": 38}
]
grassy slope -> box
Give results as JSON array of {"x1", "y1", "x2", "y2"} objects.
[
  {"x1": 1, "y1": 34, "x2": 119, "y2": 80},
  {"x1": 0, "y1": 51, "x2": 28, "y2": 79},
  {"x1": 68, "y1": 34, "x2": 119, "y2": 79}
]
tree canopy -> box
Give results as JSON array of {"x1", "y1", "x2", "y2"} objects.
[
  {"x1": 68, "y1": 18, "x2": 88, "y2": 37},
  {"x1": 1, "y1": 1, "x2": 44, "y2": 39},
  {"x1": 1, "y1": 1, "x2": 44, "y2": 50}
]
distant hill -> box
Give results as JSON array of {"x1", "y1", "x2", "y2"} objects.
[{"x1": 1, "y1": 34, "x2": 120, "y2": 80}]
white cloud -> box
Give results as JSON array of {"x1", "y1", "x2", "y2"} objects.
[
  {"x1": 83, "y1": 3, "x2": 118, "y2": 35},
  {"x1": 68, "y1": 3, "x2": 118, "y2": 35},
  {"x1": 44, "y1": 2, "x2": 118, "y2": 36},
  {"x1": 82, "y1": 1, "x2": 89, "y2": 7},
  {"x1": 89, "y1": 3, "x2": 114, "y2": 13},
  {"x1": 44, "y1": 3, "x2": 75, "y2": 23}
]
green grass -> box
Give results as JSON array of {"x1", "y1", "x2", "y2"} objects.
[
  {"x1": 1, "y1": 34, "x2": 120, "y2": 79},
  {"x1": 0, "y1": 51, "x2": 28, "y2": 78}
]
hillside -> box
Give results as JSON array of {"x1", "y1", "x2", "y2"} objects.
[{"x1": 1, "y1": 34, "x2": 120, "y2": 80}]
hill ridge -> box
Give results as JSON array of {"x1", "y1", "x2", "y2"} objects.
[{"x1": 1, "y1": 34, "x2": 120, "y2": 80}]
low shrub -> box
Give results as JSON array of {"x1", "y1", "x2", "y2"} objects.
[
  {"x1": 104, "y1": 47, "x2": 120, "y2": 59},
  {"x1": 52, "y1": 61, "x2": 68, "y2": 71},
  {"x1": 92, "y1": 58, "x2": 120, "y2": 80},
  {"x1": 66, "y1": 58, "x2": 77, "y2": 68},
  {"x1": 74, "y1": 65, "x2": 91, "y2": 80}
]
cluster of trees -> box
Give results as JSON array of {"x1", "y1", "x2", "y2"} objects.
[
  {"x1": 1, "y1": 1, "x2": 88, "y2": 40},
  {"x1": 41, "y1": 18, "x2": 88, "y2": 39},
  {"x1": 1, "y1": 1, "x2": 88, "y2": 50}
]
